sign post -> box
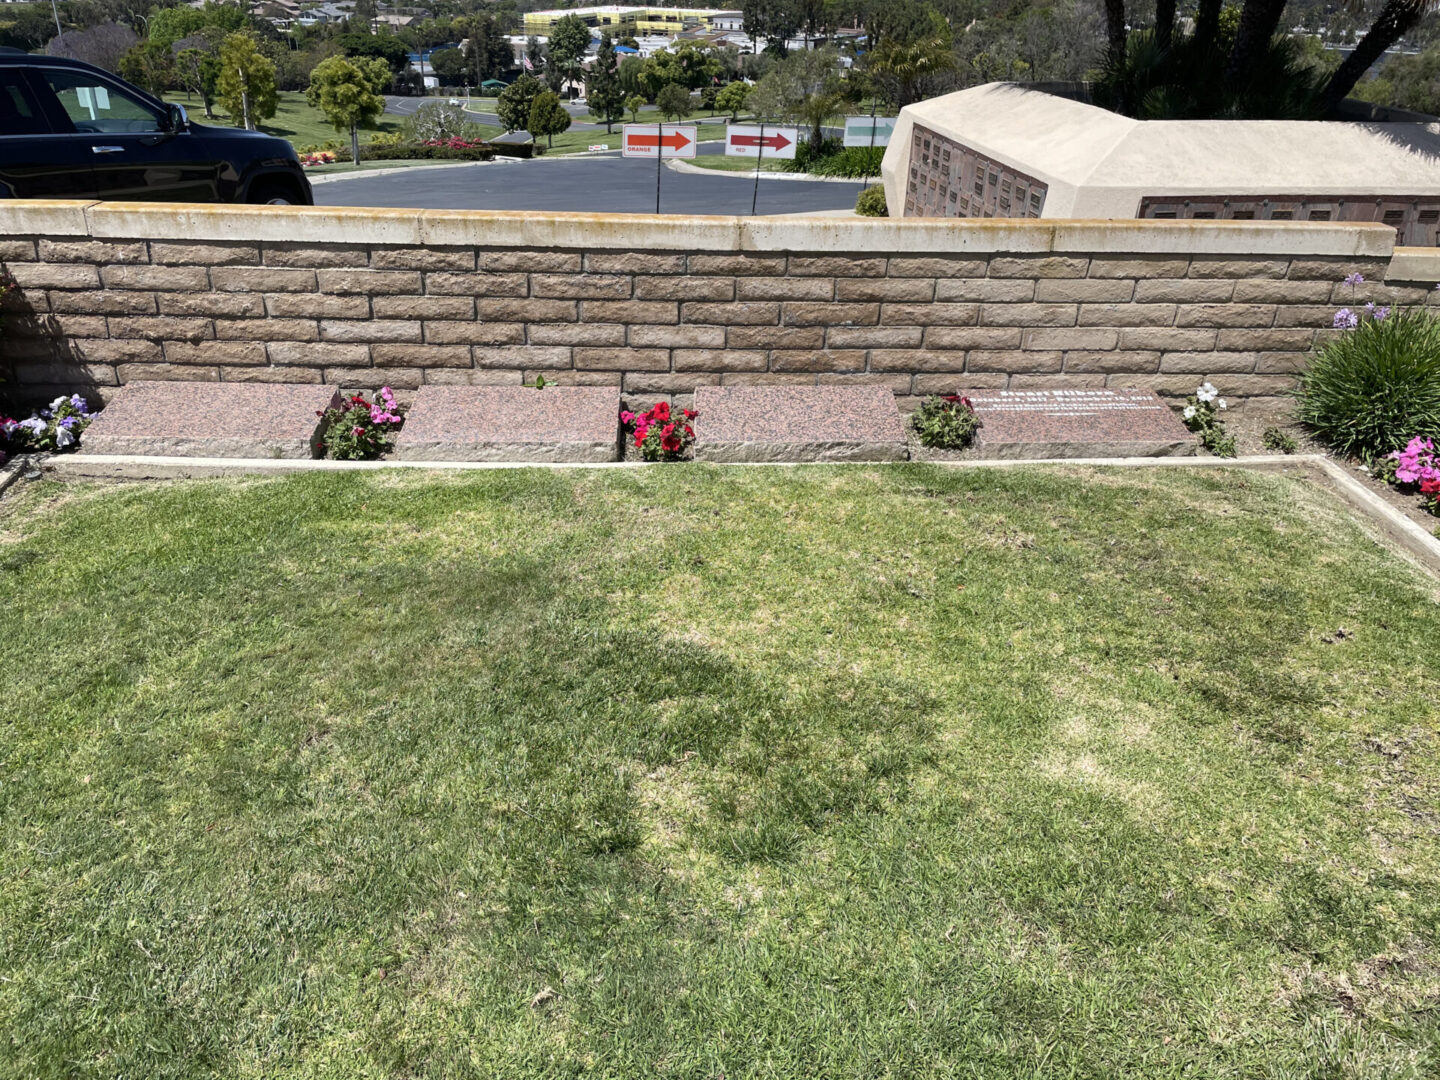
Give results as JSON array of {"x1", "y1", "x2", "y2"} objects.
[
  {"x1": 724, "y1": 123, "x2": 798, "y2": 216},
  {"x1": 623, "y1": 123, "x2": 698, "y2": 214}
]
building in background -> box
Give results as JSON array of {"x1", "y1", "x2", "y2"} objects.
[
  {"x1": 883, "y1": 83, "x2": 1440, "y2": 245},
  {"x1": 523, "y1": 6, "x2": 735, "y2": 39}
]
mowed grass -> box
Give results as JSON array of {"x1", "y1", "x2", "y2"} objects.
[
  {"x1": 181, "y1": 90, "x2": 402, "y2": 150},
  {"x1": 2, "y1": 465, "x2": 1440, "y2": 1078}
]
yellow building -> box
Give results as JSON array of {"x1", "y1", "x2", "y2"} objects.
[{"x1": 522, "y1": 6, "x2": 736, "y2": 38}]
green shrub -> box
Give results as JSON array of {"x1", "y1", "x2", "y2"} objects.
[
  {"x1": 355, "y1": 142, "x2": 497, "y2": 162},
  {"x1": 1296, "y1": 309, "x2": 1440, "y2": 459},
  {"x1": 781, "y1": 135, "x2": 842, "y2": 173},
  {"x1": 1262, "y1": 427, "x2": 1298, "y2": 454},
  {"x1": 912, "y1": 394, "x2": 979, "y2": 449},
  {"x1": 808, "y1": 146, "x2": 884, "y2": 178},
  {"x1": 855, "y1": 185, "x2": 887, "y2": 217}
]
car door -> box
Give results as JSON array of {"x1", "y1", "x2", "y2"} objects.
[
  {"x1": 34, "y1": 66, "x2": 224, "y2": 202},
  {"x1": 0, "y1": 67, "x2": 97, "y2": 199}
]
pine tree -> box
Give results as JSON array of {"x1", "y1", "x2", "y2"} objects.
[{"x1": 586, "y1": 32, "x2": 625, "y2": 133}]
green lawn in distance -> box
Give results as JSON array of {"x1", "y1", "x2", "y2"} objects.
[
  {"x1": 177, "y1": 90, "x2": 401, "y2": 150},
  {"x1": 2, "y1": 465, "x2": 1439, "y2": 1078}
]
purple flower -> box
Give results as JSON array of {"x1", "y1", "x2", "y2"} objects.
[
  {"x1": 1372, "y1": 305, "x2": 1390, "y2": 321},
  {"x1": 1333, "y1": 308, "x2": 1359, "y2": 329},
  {"x1": 59, "y1": 416, "x2": 76, "y2": 430},
  {"x1": 1344, "y1": 272, "x2": 1365, "y2": 287}
]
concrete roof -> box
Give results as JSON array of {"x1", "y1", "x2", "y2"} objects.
[{"x1": 885, "y1": 83, "x2": 1440, "y2": 218}]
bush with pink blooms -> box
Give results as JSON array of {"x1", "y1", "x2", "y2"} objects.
[
  {"x1": 621, "y1": 401, "x2": 696, "y2": 461},
  {"x1": 317, "y1": 387, "x2": 404, "y2": 460},
  {"x1": 1375, "y1": 437, "x2": 1440, "y2": 516}
]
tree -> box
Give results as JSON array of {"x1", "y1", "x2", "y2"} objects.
[
  {"x1": 118, "y1": 39, "x2": 175, "y2": 95},
  {"x1": 174, "y1": 33, "x2": 223, "y2": 119},
  {"x1": 1324, "y1": 0, "x2": 1440, "y2": 111},
  {"x1": 495, "y1": 72, "x2": 542, "y2": 131},
  {"x1": 216, "y1": 33, "x2": 277, "y2": 131},
  {"x1": 461, "y1": 14, "x2": 512, "y2": 85},
  {"x1": 0, "y1": 5, "x2": 62, "y2": 51},
  {"x1": 639, "y1": 41, "x2": 725, "y2": 98},
  {"x1": 406, "y1": 101, "x2": 468, "y2": 141},
  {"x1": 351, "y1": 0, "x2": 377, "y2": 33},
  {"x1": 749, "y1": 46, "x2": 848, "y2": 145},
  {"x1": 48, "y1": 22, "x2": 137, "y2": 73},
  {"x1": 547, "y1": 12, "x2": 591, "y2": 94},
  {"x1": 430, "y1": 45, "x2": 467, "y2": 84},
  {"x1": 625, "y1": 93, "x2": 646, "y2": 121},
  {"x1": 655, "y1": 81, "x2": 691, "y2": 120},
  {"x1": 865, "y1": 24, "x2": 957, "y2": 108},
  {"x1": 528, "y1": 89, "x2": 571, "y2": 147},
  {"x1": 525, "y1": 36, "x2": 544, "y2": 76},
  {"x1": 618, "y1": 54, "x2": 646, "y2": 97},
  {"x1": 716, "y1": 79, "x2": 750, "y2": 120},
  {"x1": 307, "y1": 54, "x2": 387, "y2": 164},
  {"x1": 586, "y1": 32, "x2": 626, "y2": 133},
  {"x1": 335, "y1": 32, "x2": 410, "y2": 73},
  {"x1": 742, "y1": 0, "x2": 798, "y2": 56},
  {"x1": 148, "y1": 3, "x2": 247, "y2": 51}
]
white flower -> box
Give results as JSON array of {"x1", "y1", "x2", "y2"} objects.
[
  {"x1": 1217, "y1": 398, "x2": 1227, "y2": 410},
  {"x1": 1196, "y1": 382, "x2": 1219, "y2": 403},
  {"x1": 48, "y1": 396, "x2": 67, "y2": 412},
  {"x1": 1183, "y1": 405, "x2": 1197, "y2": 420},
  {"x1": 55, "y1": 426, "x2": 75, "y2": 448},
  {"x1": 18, "y1": 417, "x2": 45, "y2": 434}
]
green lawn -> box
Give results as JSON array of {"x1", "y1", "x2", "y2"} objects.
[
  {"x1": 3, "y1": 466, "x2": 1440, "y2": 1077},
  {"x1": 461, "y1": 120, "x2": 732, "y2": 156},
  {"x1": 182, "y1": 90, "x2": 401, "y2": 151}
]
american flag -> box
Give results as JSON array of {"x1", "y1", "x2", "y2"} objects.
[{"x1": 523, "y1": 54, "x2": 534, "y2": 72}]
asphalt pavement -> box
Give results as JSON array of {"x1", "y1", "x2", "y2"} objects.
[{"x1": 314, "y1": 142, "x2": 866, "y2": 215}]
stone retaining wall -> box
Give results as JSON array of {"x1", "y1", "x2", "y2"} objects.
[{"x1": 1, "y1": 201, "x2": 1427, "y2": 412}]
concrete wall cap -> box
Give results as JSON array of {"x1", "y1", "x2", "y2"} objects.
[
  {"x1": 0, "y1": 200, "x2": 1399, "y2": 259},
  {"x1": 0, "y1": 199, "x2": 95, "y2": 238},
  {"x1": 1386, "y1": 246, "x2": 1440, "y2": 284}
]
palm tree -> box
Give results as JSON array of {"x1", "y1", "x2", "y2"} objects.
[{"x1": 1323, "y1": 0, "x2": 1439, "y2": 111}]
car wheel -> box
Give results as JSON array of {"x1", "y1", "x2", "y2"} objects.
[{"x1": 247, "y1": 181, "x2": 300, "y2": 205}]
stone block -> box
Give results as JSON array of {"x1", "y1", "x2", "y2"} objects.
[
  {"x1": 769, "y1": 349, "x2": 866, "y2": 373},
  {"x1": 476, "y1": 298, "x2": 577, "y2": 322},
  {"x1": 1061, "y1": 350, "x2": 1160, "y2": 374},
  {"x1": 574, "y1": 347, "x2": 670, "y2": 371},
  {"x1": 965, "y1": 387, "x2": 1195, "y2": 459},
  {"x1": 1133, "y1": 279, "x2": 1235, "y2": 303},
  {"x1": 1087, "y1": 256, "x2": 1190, "y2": 279},
  {"x1": 217, "y1": 319, "x2": 317, "y2": 342},
  {"x1": 826, "y1": 326, "x2": 924, "y2": 348},
  {"x1": 1022, "y1": 328, "x2": 1118, "y2": 351},
  {"x1": 868, "y1": 349, "x2": 968, "y2": 373},
  {"x1": 531, "y1": 274, "x2": 632, "y2": 299},
  {"x1": 372, "y1": 295, "x2": 475, "y2": 320},
  {"x1": 888, "y1": 257, "x2": 990, "y2": 277},
  {"x1": 987, "y1": 256, "x2": 1088, "y2": 278},
  {"x1": 529, "y1": 323, "x2": 629, "y2": 346},
  {"x1": 882, "y1": 303, "x2": 980, "y2": 326},
  {"x1": 102, "y1": 265, "x2": 209, "y2": 291},
  {"x1": 783, "y1": 302, "x2": 878, "y2": 326},
  {"x1": 160, "y1": 293, "x2": 265, "y2": 318},
  {"x1": 473, "y1": 346, "x2": 572, "y2": 369},
  {"x1": 788, "y1": 256, "x2": 887, "y2": 277},
  {"x1": 1158, "y1": 351, "x2": 1258, "y2": 373},
  {"x1": 689, "y1": 254, "x2": 786, "y2": 276},
  {"x1": 394, "y1": 385, "x2": 620, "y2": 462},
  {"x1": 584, "y1": 300, "x2": 679, "y2": 324},
  {"x1": 1077, "y1": 303, "x2": 1176, "y2": 327},
  {"x1": 727, "y1": 326, "x2": 824, "y2": 349},
  {"x1": 82, "y1": 380, "x2": 339, "y2": 457},
  {"x1": 165, "y1": 341, "x2": 267, "y2": 365},
  {"x1": 262, "y1": 243, "x2": 368, "y2": 269},
  {"x1": 835, "y1": 278, "x2": 936, "y2": 302},
  {"x1": 979, "y1": 304, "x2": 1077, "y2": 327},
  {"x1": 672, "y1": 349, "x2": 767, "y2": 372},
  {"x1": 49, "y1": 291, "x2": 156, "y2": 314},
  {"x1": 635, "y1": 276, "x2": 734, "y2": 301},
  {"x1": 693, "y1": 386, "x2": 907, "y2": 462},
  {"x1": 316, "y1": 269, "x2": 421, "y2": 295},
  {"x1": 151, "y1": 242, "x2": 259, "y2": 265},
  {"x1": 370, "y1": 247, "x2": 475, "y2": 271},
  {"x1": 685, "y1": 301, "x2": 780, "y2": 325},
  {"x1": 423, "y1": 272, "x2": 528, "y2": 297},
  {"x1": 967, "y1": 350, "x2": 1064, "y2": 374},
  {"x1": 1174, "y1": 304, "x2": 1276, "y2": 328},
  {"x1": 370, "y1": 344, "x2": 474, "y2": 368},
  {"x1": 933, "y1": 279, "x2": 1035, "y2": 302},
  {"x1": 736, "y1": 277, "x2": 837, "y2": 301},
  {"x1": 922, "y1": 327, "x2": 1021, "y2": 350},
  {"x1": 213, "y1": 267, "x2": 315, "y2": 293},
  {"x1": 266, "y1": 294, "x2": 371, "y2": 319},
  {"x1": 320, "y1": 320, "x2": 422, "y2": 343},
  {"x1": 631, "y1": 324, "x2": 725, "y2": 349},
  {"x1": 584, "y1": 253, "x2": 687, "y2": 274},
  {"x1": 1034, "y1": 279, "x2": 1137, "y2": 303}
]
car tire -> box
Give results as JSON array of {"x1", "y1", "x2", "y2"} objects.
[{"x1": 247, "y1": 180, "x2": 301, "y2": 205}]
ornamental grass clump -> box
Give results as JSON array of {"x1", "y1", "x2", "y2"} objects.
[
  {"x1": 1296, "y1": 274, "x2": 1440, "y2": 460},
  {"x1": 317, "y1": 387, "x2": 403, "y2": 460},
  {"x1": 621, "y1": 401, "x2": 695, "y2": 461},
  {"x1": 1181, "y1": 382, "x2": 1235, "y2": 457},
  {"x1": 912, "y1": 394, "x2": 979, "y2": 449}
]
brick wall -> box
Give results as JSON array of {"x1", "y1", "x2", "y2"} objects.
[{"x1": 0, "y1": 202, "x2": 1418, "y2": 413}]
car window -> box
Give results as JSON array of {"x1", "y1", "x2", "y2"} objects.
[
  {"x1": 0, "y1": 70, "x2": 51, "y2": 136},
  {"x1": 40, "y1": 69, "x2": 162, "y2": 133}
]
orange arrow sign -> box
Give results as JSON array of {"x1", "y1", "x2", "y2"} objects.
[{"x1": 627, "y1": 130, "x2": 692, "y2": 150}]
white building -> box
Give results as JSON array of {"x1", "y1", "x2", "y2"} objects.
[{"x1": 883, "y1": 83, "x2": 1440, "y2": 244}]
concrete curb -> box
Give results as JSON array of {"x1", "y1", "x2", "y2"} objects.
[
  {"x1": 667, "y1": 159, "x2": 867, "y2": 184},
  {"x1": 307, "y1": 159, "x2": 518, "y2": 186},
  {"x1": 43, "y1": 451, "x2": 1440, "y2": 578}
]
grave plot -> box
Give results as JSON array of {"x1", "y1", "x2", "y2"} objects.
[
  {"x1": 393, "y1": 386, "x2": 621, "y2": 462},
  {"x1": 81, "y1": 381, "x2": 340, "y2": 459},
  {"x1": 963, "y1": 388, "x2": 1196, "y2": 459},
  {"x1": 692, "y1": 387, "x2": 908, "y2": 463}
]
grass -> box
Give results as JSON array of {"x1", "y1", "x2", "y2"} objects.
[
  {"x1": 2, "y1": 465, "x2": 1440, "y2": 1078},
  {"x1": 179, "y1": 90, "x2": 402, "y2": 151}
]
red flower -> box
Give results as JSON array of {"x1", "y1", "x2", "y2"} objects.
[
  {"x1": 1422, "y1": 478, "x2": 1440, "y2": 494},
  {"x1": 683, "y1": 424, "x2": 694, "y2": 437},
  {"x1": 682, "y1": 408, "x2": 696, "y2": 420},
  {"x1": 660, "y1": 423, "x2": 681, "y2": 453},
  {"x1": 651, "y1": 401, "x2": 671, "y2": 422}
]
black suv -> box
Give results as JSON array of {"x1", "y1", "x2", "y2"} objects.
[{"x1": 0, "y1": 50, "x2": 312, "y2": 204}]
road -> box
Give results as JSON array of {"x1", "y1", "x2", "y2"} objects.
[{"x1": 314, "y1": 142, "x2": 866, "y2": 215}]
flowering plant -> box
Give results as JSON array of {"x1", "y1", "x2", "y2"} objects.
[
  {"x1": 621, "y1": 400, "x2": 695, "y2": 461},
  {"x1": 299, "y1": 151, "x2": 337, "y2": 167},
  {"x1": 317, "y1": 387, "x2": 404, "y2": 460},
  {"x1": 1382, "y1": 437, "x2": 1440, "y2": 515},
  {"x1": 3, "y1": 395, "x2": 92, "y2": 457},
  {"x1": 912, "y1": 393, "x2": 979, "y2": 449},
  {"x1": 423, "y1": 137, "x2": 488, "y2": 150},
  {"x1": 1181, "y1": 382, "x2": 1235, "y2": 456}
]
